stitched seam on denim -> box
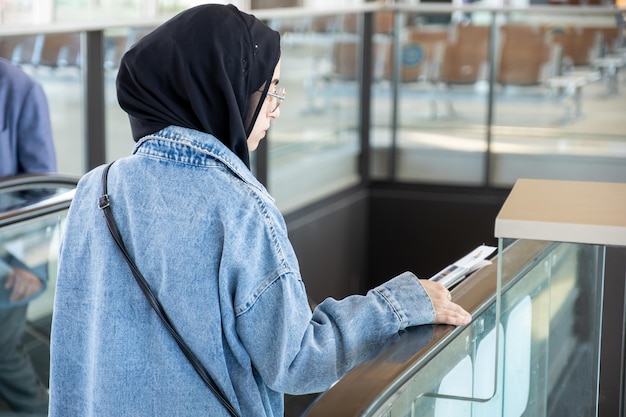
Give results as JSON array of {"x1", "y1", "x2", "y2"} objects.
[
  {"x1": 234, "y1": 269, "x2": 302, "y2": 317},
  {"x1": 412, "y1": 277, "x2": 435, "y2": 321},
  {"x1": 375, "y1": 287, "x2": 405, "y2": 328},
  {"x1": 135, "y1": 127, "x2": 268, "y2": 197}
]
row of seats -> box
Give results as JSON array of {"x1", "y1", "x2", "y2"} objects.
[
  {"x1": 0, "y1": 33, "x2": 81, "y2": 68},
  {"x1": 326, "y1": 23, "x2": 622, "y2": 87},
  {"x1": 0, "y1": 28, "x2": 154, "y2": 70}
]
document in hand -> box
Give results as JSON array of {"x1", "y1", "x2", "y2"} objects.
[{"x1": 429, "y1": 244, "x2": 497, "y2": 288}]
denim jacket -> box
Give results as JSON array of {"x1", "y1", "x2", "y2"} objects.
[{"x1": 49, "y1": 126, "x2": 435, "y2": 417}]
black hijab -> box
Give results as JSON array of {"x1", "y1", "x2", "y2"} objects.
[{"x1": 116, "y1": 4, "x2": 281, "y2": 168}]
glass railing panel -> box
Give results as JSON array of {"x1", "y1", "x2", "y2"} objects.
[
  {"x1": 0, "y1": 179, "x2": 75, "y2": 414},
  {"x1": 543, "y1": 242, "x2": 604, "y2": 416},
  {"x1": 372, "y1": 11, "x2": 493, "y2": 186},
  {"x1": 266, "y1": 13, "x2": 361, "y2": 213},
  {"x1": 0, "y1": 209, "x2": 69, "y2": 414},
  {"x1": 306, "y1": 240, "x2": 604, "y2": 417},
  {"x1": 371, "y1": 6, "x2": 626, "y2": 187},
  {"x1": 0, "y1": 211, "x2": 67, "y2": 320},
  {"x1": 488, "y1": 10, "x2": 626, "y2": 187},
  {"x1": 5, "y1": 5, "x2": 625, "y2": 208}
]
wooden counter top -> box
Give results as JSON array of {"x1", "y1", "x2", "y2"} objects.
[{"x1": 495, "y1": 179, "x2": 626, "y2": 246}]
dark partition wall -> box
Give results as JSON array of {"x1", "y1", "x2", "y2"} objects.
[
  {"x1": 366, "y1": 182, "x2": 509, "y2": 289},
  {"x1": 285, "y1": 188, "x2": 370, "y2": 304},
  {"x1": 284, "y1": 182, "x2": 509, "y2": 300}
]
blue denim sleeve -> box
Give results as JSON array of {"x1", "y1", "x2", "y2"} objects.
[{"x1": 235, "y1": 270, "x2": 434, "y2": 395}]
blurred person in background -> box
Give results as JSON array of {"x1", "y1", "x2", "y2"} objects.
[
  {"x1": 0, "y1": 56, "x2": 56, "y2": 415},
  {"x1": 0, "y1": 56, "x2": 56, "y2": 178}
]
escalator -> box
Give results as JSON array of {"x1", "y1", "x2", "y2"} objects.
[{"x1": 0, "y1": 174, "x2": 78, "y2": 415}]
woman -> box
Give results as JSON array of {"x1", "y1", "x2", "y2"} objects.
[{"x1": 48, "y1": 4, "x2": 471, "y2": 417}]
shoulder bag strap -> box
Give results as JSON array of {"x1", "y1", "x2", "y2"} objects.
[{"x1": 98, "y1": 161, "x2": 239, "y2": 417}]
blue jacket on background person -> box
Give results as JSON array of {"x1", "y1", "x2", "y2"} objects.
[
  {"x1": 0, "y1": 57, "x2": 55, "y2": 417},
  {"x1": 0, "y1": 57, "x2": 57, "y2": 178}
]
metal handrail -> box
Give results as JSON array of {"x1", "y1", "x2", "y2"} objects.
[
  {"x1": 303, "y1": 239, "x2": 552, "y2": 417},
  {"x1": 0, "y1": 174, "x2": 78, "y2": 227},
  {"x1": 0, "y1": 173, "x2": 79, "y2": 191}
]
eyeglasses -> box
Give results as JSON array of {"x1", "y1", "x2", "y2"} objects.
[{"x1": 266, "y1": 87, "x2": 286, "y2": 113}]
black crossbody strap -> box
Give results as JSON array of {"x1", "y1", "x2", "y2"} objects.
[{"x1": 98, "y1": 161, "x2": 239, "y2": 417}]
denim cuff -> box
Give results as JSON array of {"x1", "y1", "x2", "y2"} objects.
[{"x1": 374, "y1": 271, "x2": 435, "y2": 329}]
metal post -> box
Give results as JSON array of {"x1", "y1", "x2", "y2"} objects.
[
  {"x1": 82, "y1": 30, "x2": 106, "y2": 170},
  {"x1": 359, "y1": 12, "x2": 374, "y2": 187}
]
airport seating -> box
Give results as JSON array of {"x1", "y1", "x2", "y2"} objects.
[
  {"x1": 34, "y1": 32, "x2": 81, "y2": 68},
  {"x1": 330, "y1": 37, "x2": 392, "y2": 83},
  {"x1": 439, "y1": 24, "x2": 490, "y2": 85},
  {"x1": 303, "y1": 17, "x2": 614, "y2": 123},
  {"x1": 431, "y1": 24, "x2": 491, "y2": 117},
  {"x1": 549, "y1": 26, "x2": 598, "y2": 66},
  {"x1": 549, "y1": 25, "x2": 621, "y2": 67},
  {"x1": 303, "y1": 34, "x2": 392, "y2": 112},
  {"x1": 399, "y1": 26, "x2": 448, "y2": 83},
  {"x1": 0, "y1": 34, "x2": 41, "y2": 65},
  {"x1": 0, "y1": 29, "x2": 155, "y2": 71},
  {"x1": 497, "y1": 24, "x2": 555, "y2": 86}
]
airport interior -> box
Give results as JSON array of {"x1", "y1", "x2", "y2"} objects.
[{"x1": 1, "y1": 0, "x2": 626, "y2": 415}]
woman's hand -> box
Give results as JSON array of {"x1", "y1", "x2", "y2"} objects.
[{"x1": 420, "y1": 279, "x2": 472, "y2": 326}]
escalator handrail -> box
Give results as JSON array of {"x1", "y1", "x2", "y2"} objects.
[
  {"x1": 303, "y1": 239, "x2": 553, "y2": 417},
  {"x1": 0, "y1": 173, "x2": 79, "y2": 191},
  {"x1": 0, "y1": 174, "x2": 79, "y2": 227}
]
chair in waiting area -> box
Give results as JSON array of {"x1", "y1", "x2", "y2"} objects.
[
  {"x1": 401, "y1": 27, "x2": 448, "y2": 83},
  {"x1": 303, "y1": 35, "x2": 391, "y2": 113},
  {"x1": 440, "y1": 24, "x2": 490, "y2": 85},
  {"x1": 390, "y1": 26, "x2": 448, "y2": 117},
  {"x1": 586, "y1": 26, "x2": 621, "y2": 55},
  {"x1": 496, "y1": 24, "x2": 555, "y2": 86},
  {"x1": 436, "y1": 24, "x2": 491, "y2": 117},
  {"x1": 329, "y1": 37, "x2": 392, "y2": 83},
  {"x1": 548, "y1": 25, "x2": 620, "y2": 67},
  {"x1": 546, "y1": 26, "x2": 598, "y2": 66},
  {"x1": 0, "y1": 34, "x2": 41, "y2": 66},
  {"x1": 33, "y1": 33, "x2": 81, "y2": 68}
]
